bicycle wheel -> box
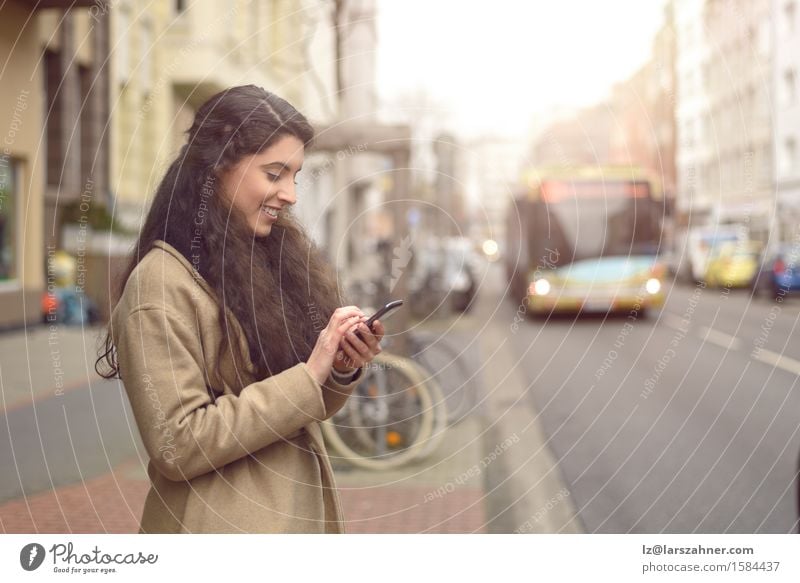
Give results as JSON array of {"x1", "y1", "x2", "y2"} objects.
[
  {"x1": 321, "y1": 352, "x2": 436, "y2": 470},
  {"x1": 408, "y1": 331, "x2": 477, "y2": 425},
  {"x1": 410, "y1": 370, "x2": 449, "y2": 461}
]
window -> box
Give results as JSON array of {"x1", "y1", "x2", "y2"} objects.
[
  {"x1": 758, "y1": 20, "x2": 771, "y2": 56},
  {"x1": 745, "y1": 87, "x2": 755, "y2": 121},
  {"x1": 685, "y1": 23, "x2": 695, "y2": 49},
  {"x1": 703, "y1": 112, "x2": 713, "y2": 144},
  {"x1": 44, "y1": 49, "x2": 61, "y2": 188},
  {"x1": 116, "y1": 6, "x2": 131, "y2": 85},
  {"x1": 249, "y1": 1, "x2": 260, "y2": 54},
  {"x1": 701, "y1": 62, "x2": 711, "y2": 93},
  {"x1": 759, "y1": 144, "x2": 772, "y2": 185},
  {"x1": 783, "y1": 137, "x2": 798, "y2": 174},
  {"x1": 141, "y1": 18, "x2": 153, "y2": 94},
  {"x1": 0, "y1": 157, "x2": 18, "y2": 281},
  {"x1": 784, "y1": 69, "x2": 797, "y2": 106},
  {"x1": 786, "y1": 1, "x2": 796, "y2": 35},
  {"x1": 79, "y1": 65, "x2": 91, "y2": 186},
  {"x1": 684, "y1": 71, "x2": 694, "y2": 96},
  {"x1": 683, "y1": 119, "x2": 695, "y2": 148}
]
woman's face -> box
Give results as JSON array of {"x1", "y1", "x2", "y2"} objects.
[{"x1": 219, "y1": 134, "x2": 305, "y2": 237}]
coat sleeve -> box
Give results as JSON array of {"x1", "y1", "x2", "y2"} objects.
[
  {"x1": 115, "y1": 305, "x2": 330, "y2": 482},
  {"x1": 322, "y1": 367, "x2": 364, "y2": 420}
]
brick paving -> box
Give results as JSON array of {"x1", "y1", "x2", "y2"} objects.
[
  {"x1": 0, "y1": 414, "x2": 489, "y2": 534},
  {"x1": 0, "y1": 459, "x2": 148, "y2": 534},
  {"x1": 0, "y1": 472, "x2": 486, "y2": 534},
  {"x1": 339, "y1": 486, "x2": 487, "y2": 533}
]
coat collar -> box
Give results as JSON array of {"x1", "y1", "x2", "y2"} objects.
[
  {"x1": 153, "y1": 239, "x2": 256, "y2": 374},
  {"x1": 152, "y1": 240, "x2": 260, "y2": 378},
  {"x1": 152, "y1": 239, "x2": 216, "y2": 298}
]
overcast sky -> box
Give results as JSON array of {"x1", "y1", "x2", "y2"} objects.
[{"x1": 376, "y1": 0, "x2": 668, "y2": 138}]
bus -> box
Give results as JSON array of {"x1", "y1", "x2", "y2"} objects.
[{"x1": 506, "y1": 166, "x2": 666, "y2": 317}]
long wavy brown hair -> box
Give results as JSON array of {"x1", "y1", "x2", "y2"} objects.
[{"x1": 95, "y1": 85, "x2": 342, "y2": 381}]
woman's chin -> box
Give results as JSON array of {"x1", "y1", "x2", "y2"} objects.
[{"x1": 253, "y1": 223, "x2": 273, "y2": 237}]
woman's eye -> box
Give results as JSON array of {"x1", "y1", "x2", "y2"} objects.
[{"x1": 266, "y1": 173, "x2": 280, "y2": 182}]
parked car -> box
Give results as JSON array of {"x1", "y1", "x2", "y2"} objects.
[
  {"x1": 685, "y1": 225, "x2": 743, "y2": 283},
  {"x1": 704, "y1": 241, "x2": 760, "y2": 288},
  {"x1": 407, "y1": 237, "x2": 479, "y2": 316},
  {"x1": 441, "y1": 237, "x2": 479, "y2": 312},
  {"x1": 752, "y1": 245, "x2": 800, "y2": 300}
]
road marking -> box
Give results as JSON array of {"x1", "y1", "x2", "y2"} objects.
[
  {"x1": 752, "y1": 348, "x2": 800, "y2": 377},
  {"x1": 659, "y1": 313, "x2": 688, "y2": 331},
  {"x1": 698, "y1": 326, "x2": 742, "y2": 351}
]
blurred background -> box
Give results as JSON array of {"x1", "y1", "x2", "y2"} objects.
[{"x1": 1, "y1": 0, "x2": 799, "y2": 534}]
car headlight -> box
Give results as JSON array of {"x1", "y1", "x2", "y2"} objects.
[
  {"x1": 645, "y1": 278, "x2": 661, "y2": 294},
  {"x1": 531, "y1": 279, "x2": 551, "y2": 296}
]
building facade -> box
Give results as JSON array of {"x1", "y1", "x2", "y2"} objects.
[
  {"x1": 773, "y1": 0, "x2": 800, "y2": 243},
  {"x1": 0, "y1": 0, "x2": 109, "y2": 328},
  {"x1": 674, "y1": 0, "x2": 775, "y2": 242},
  {"x1": 674, "y1": 0, "x2": 714, "y2": 227},
  {"x1": 109, "y1": 0, "x2": 306, "y2": 230}
]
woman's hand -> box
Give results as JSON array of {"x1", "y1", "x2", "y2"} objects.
[
  {"x1": 333, "y1": 319, "x2": 385, "y2": 372},
  {"x1": 306, "y1": 306, "x2": 366, "y2": 385}
]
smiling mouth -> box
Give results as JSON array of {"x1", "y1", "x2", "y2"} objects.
[{"x1": 261, "y1": 206, "x2": 279, "y2": 218}]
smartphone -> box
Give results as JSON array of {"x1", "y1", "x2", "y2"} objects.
[{"x1": 363, "y1": 299, "x2": 404, "y2": 331}]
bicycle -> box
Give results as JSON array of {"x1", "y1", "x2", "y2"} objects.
[
  {"x1": 407, "y1": 330, "x2": 478, "y2": 426},
  {"x1": 321, "y1": 351, "x2": 447, "y2": 470},
  {"x1": 323, "y1": 278, "x2": 476, "y2": 470}
]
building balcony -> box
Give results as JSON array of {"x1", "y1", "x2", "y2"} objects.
[{"x1": 164, "y1": 2, "x2": 286, "y2": 105}]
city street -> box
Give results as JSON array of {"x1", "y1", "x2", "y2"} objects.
[
  {"x1": 2, "y1": 265, "x2": 799, "y2": 533},
  {"x1": 4, "y1": 3, "x2": 800, "y2": 580}
]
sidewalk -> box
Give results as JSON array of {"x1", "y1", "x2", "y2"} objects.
[
  {"x1": 0, "y1": 322, "x2": 107, "y2": 412},
  {"x1": 0, "y1": 319, "x2": 491, "y2": 534},
  {"x1": 0, "y1": 265, "x2": 579, "y2": 533},
  {"x1": 335, "y1": 417, "x2": 489, "y2": 533},
  {"x1": 0, "y1": 456, "x2": 148, "y2": 534}
]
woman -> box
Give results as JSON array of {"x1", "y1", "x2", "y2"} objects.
[{"x1": 96, "y1": 85, "x2": 384, "y2": 534}]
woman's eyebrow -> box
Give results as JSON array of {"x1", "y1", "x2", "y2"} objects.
[{"x1": 261, "y1": 162, "x2": 303, "y2": 172}]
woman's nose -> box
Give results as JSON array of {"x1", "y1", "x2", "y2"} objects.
[{"x1": 278, "y1": 182, "x2": 296, "y2": 206}]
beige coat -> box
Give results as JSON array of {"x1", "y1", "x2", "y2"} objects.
[{"x1": 111, "y1": 240, "x2": 361, "y2": 533}]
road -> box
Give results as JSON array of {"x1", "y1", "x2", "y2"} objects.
[
  {"x1": 0, "y1": 378, "x2": 145, "y2": 505},
  {"x1": 492, "y1": 273, "x2": 800, "y2": 533}
]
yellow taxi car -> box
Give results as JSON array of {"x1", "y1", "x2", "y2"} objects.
[{"x1": 704, "y1": 241, "x2": 761, "y2": 288}]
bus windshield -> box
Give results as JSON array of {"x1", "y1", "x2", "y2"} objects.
[{"x1": 528, "y1": 179, "x2": 662, "y2": 267}]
